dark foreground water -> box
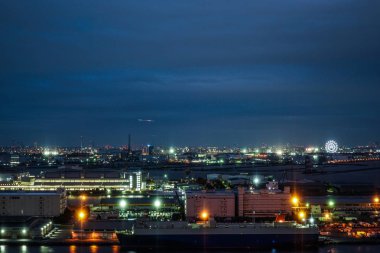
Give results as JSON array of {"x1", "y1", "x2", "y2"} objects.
[{"x1": 0, "y1": 245, "x2": 379, "y2": 253}]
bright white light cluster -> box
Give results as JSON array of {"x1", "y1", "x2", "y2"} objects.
[{"x1": 325, "y1": 140, "x2": 338, "y2": 153}]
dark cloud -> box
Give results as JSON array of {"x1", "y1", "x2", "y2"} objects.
[{"x1": 1, "y1": 0, "x2": 380, "y2": 146}]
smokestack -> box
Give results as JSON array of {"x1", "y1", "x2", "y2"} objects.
[{"x1": 128, "y1": 134, "x2": 132, "y2": 155}]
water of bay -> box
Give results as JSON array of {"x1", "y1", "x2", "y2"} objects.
[{"x1": 0, "y1": 245, "x2": 379, "y2": 253}]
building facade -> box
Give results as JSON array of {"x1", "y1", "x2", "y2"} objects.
[
  {"x1": 185, "y1": 182, "x2": 292, "y2": 219},
  {"x1": 185, "y1": 191, "x2": 235, "y2": 219},
  {"x1": 237, "y1": 184, "x2": 292, "y2": 217},
  {"x1": 0, "y1": 189, "x2": 67, "y2": 217}
]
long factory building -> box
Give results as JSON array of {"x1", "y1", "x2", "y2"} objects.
[{"x1": 0, "y1": 168, "x2": 145, "y2": 191}]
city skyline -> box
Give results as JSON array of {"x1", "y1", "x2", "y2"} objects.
[{"x1": 1, "y1": 1, "x2": 380, "y2": 146}]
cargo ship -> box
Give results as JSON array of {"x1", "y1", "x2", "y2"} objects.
[{"x1": 116, "y1": 220, "x2": 319, "y2": 249}]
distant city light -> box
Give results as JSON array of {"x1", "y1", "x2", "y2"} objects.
[
  {"x1": 374, "y1": 197, "x2": 380, "y2": 203},
  {"x1": 43, "y1": 149, "x2": 58, "y2": 156},
  {"x1": 21, "y1": 228, "x2": 27, "y2": 235},
  {"x1": 309, "y1": 217, "x2": 315, "y2": 224},
  {"x1": 328, "y1": 200, "x2": 335, "y2": 207},
  {"x1": 276, "y1": 150, "x2": 283, "y2": 156},
  {"x1": 253, "y1": 177, "x2": 260, "y2": 185},
  {"x1": 169, "y1": 148, "x2": 175, "y2": 154}
]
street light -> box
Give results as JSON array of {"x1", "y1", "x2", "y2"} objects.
[
  {"x1": 200, "y1": 211, "x2": 209, "y2": 221},
  {"x1": 154, "y1": 199, "x2": 162, "y2": 208},
  {"x1": 77, "y1": 210, "x2": 86, "y2": 240},
  {"x1": 328, "y1": 200, "x2": 335, "y2": 208},
  {"x1": 119, "y1": 199, "x2": 127, "y2": 209},
  {"x1": 374, "y1": 196, "x2": 379, "y2": 204},
  {"x1": 291, "y1": 196, "x2": 299, "y2": 206},
  {"x1": 78, "y1": 210, "x2": 86, "y2": 220}
]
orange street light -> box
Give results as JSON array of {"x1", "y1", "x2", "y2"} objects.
[
  {"x1": 200, "y1": 211, "x2": 209, "y2": 220},
  {"x1": 374, "y1": 197, "x2": 379, "y2": 204},
  {"x1": 78, "y1": 210, "x2": 86, "y2": 221},
  {"x1": 291, "y1": 196, "x2": 299, "y2": 206}
]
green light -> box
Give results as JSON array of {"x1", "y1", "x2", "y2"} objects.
[
  {"x1": 119, "y1": 199, "x2": 127, "y2": 209},
  {"x1": 154, "y1": 199, "x2": 161, "y2": 208},
  {"x1": 21, "y1": 228, "x2": 27, "y2": 235},
  {"x1": 328, "y1": 200, "x2": 335, "y2": 207}
]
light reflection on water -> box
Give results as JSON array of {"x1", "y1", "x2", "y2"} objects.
[{"x1": 0, "y1": 245, "x2": 380, "y2": 253}]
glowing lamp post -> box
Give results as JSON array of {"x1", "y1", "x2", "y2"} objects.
[
  {"x1": 291, "y1": 196, "x2": 299, "y2": 206},
  {"x1": 119, "y1": 199, "x2": 127, "y2": 218},
  {"x1": 78, "y1": 210, "x2": 86, "y2": 220},
  {"x1": 298, "y1": 211, "x2": 306, "y2": 223},
  {"x1": 373, "y1": 196, "x2": 379, "y2": 214},
  {"x1": 154, "y1": 199, "x2": 162, "y2": 208},
  {"x1": 78, "y1": 210, "x2": 86, "y2": 239},
  {"x1": 200, "y1": 211, "x2": 209, "y2": 221},
  {"x1": 119, "y1": 199, "x2": 127, "y2": 209}
]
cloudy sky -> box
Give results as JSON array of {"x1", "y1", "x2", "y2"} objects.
[{"x1": 1, "y1": 0, "x2": 380, "y2": 147}]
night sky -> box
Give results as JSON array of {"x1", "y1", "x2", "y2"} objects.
[{"x1": 1, "y1": 1, "x2": 380, "y2": 147}]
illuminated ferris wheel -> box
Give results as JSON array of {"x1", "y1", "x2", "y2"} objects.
[{"x1": 325, "y1": 140, "x2": 338, "y2": 153}]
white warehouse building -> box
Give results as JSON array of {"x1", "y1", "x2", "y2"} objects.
[{"x1": 0, "y1": 189, "x2": 67, "y2": 217}]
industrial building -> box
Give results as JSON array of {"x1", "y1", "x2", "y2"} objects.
[
  {"x1": 185, "y1": 182, "x2": 292, "y2": 219},
  {"x1": 93, "y1": 195, "x2": 181, "y2": 220},
  {"x1": 0, "y1": 168, "x2": 146, "y2": 192},
  {"x1": 237, "y1": 183, "x2": 292, "y2": 217},
  {"x1": 0, "y1": 189, "x2": 67, "y2": 217},
  {"x1": 0, "y1": 217, "x2": 53, "y2": 239},
  {"x1": 185, "y1": 191, "x2": 235, "y2": 219}
]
